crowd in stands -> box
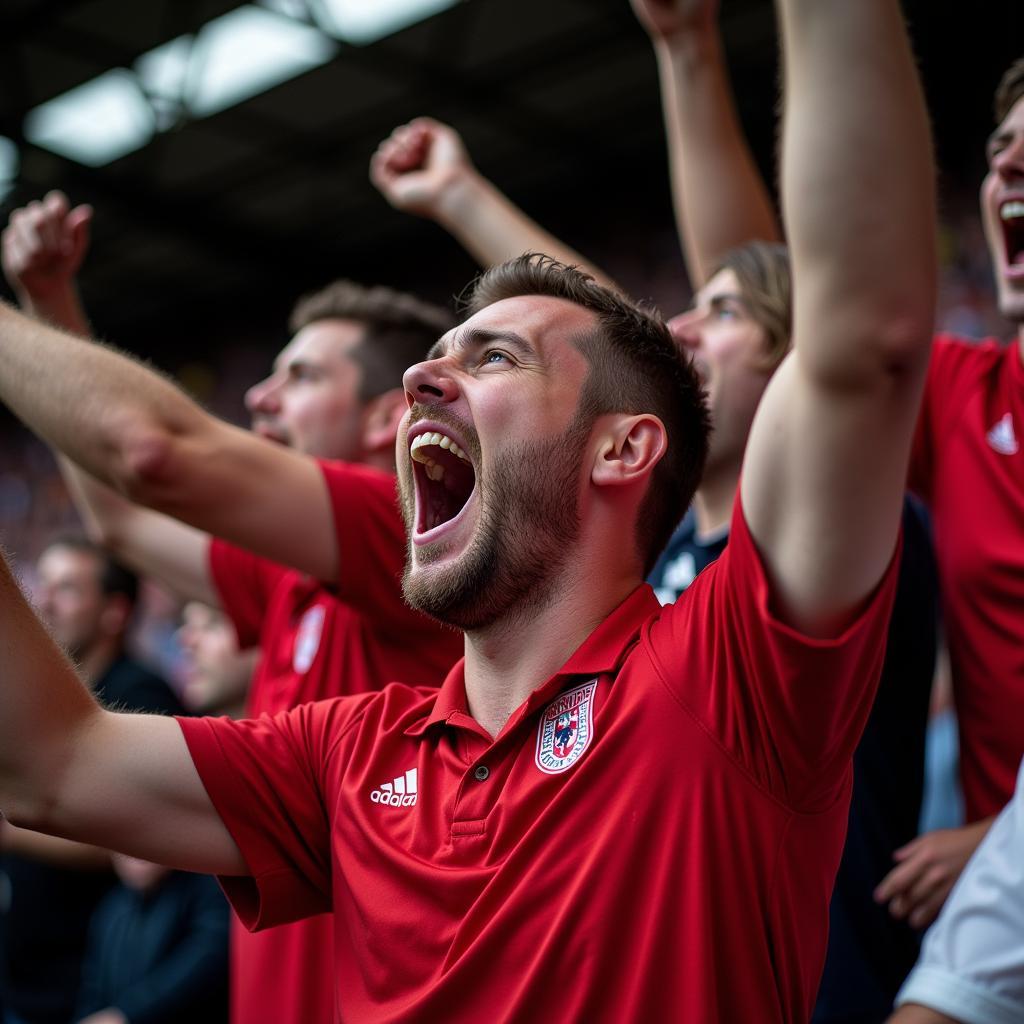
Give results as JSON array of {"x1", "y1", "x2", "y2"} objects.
[{"x1": 0, "y1": 2, "x2": 1021, "y2": 1022}]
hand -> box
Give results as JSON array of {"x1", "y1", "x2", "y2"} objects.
[
  {"x1": 629, "y1": 0, "x2": 719, "y2": 42},
  {"x1": 1, "y1": 190, "x2": 92, "y2": 304},
  {"x1": 370, "y1": 118, "x2": 475, "y2": 220},
  {"x1": 77, "y1": 1010, "x2": 128, "y2": 1024},
  {"x1": 874, "y1": 818, "x2": 994, "y2": 930}
]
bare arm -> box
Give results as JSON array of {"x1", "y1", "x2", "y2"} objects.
[
  {"x1": 888, "y1": 1008, "x2": 960, "y2": 1024},
  {"x1": 371, "y1": 118, "x2": 619, "y2": 290},
  {"x1": 0, "y1": 819, "x2": 110, "y2": 869},
  {"x1": 1, "y1": 194, "x2": 335, "y2": 586},
  {"x1": 0, "y1": 300, "x2": 337, "y2": 581},
  {"x1": 739, "y1": 0, "x2": 936, "y2": 634},
  {"x1": 631, "y1": 0, "x2": 781, "y2": 286},
  {"x1": 58, "y1": 457, "x2": 219, "y2": 607},
  {"x1": 0, "y1": 549, "x2": 245, "y2": 875}
]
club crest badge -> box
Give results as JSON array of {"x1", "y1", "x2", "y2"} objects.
[
  {"x1": 535, "y1": 679, "x2": 598, "y2": 775},
  {"x1": 293, "y1": 605, "x2": 326, "y2": 674}
]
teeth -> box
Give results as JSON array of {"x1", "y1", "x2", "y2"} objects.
[
  {"x1": 410, "y1": 430, "x2": 469, "y2": 464},
  {"x1": 1002, "y1": 200, "x2": 1024, "y2": 221}
]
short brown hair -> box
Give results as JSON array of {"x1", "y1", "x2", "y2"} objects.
[
  {"x1": 715, "y1": 241, "x2": 793, "y2": 372},
  {"x1": 995, "y1": 57, "x2": 1024, "y2": 124},
  {"x1": 290, "y1": 281, "x2": 455, "y2": 401},
  {"x1": 464, "y1": 254, "x2": 710, "y2": 575}
]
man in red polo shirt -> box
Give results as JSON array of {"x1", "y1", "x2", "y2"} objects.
[
  {"x1": 0, "y1": 0, "x2": 934, "y2": 1018},
  {"x1": 0, "y1": 206, "x2": 463, "y2": 1023}
]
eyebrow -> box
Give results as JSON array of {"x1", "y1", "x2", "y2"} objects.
[
  {"x1": 426, "y1": 328, "x2": 534, "y2": 362},
  {"x1": 706, "y1": 292, "x2": 748, "y2": 311}
]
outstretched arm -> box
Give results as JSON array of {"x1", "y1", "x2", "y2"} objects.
[
  {"x1": 631, "y1": 0, "x2": 781, "y2": 286},
  {"x1": 740, "y1": 0, "x2": 936, "y2": 634},
  {"x1": 2, "y1": 196, "x2": 221, "y2": 605},
  {"x1": 371, "y1": 117, "x2": 619, "y2": 289},
  {"x1": 0, "y1": 548, "x2": 244, "y2": 875},
  {"x1": 0, "y1": 295, "x2": 337, "y2": 584}
]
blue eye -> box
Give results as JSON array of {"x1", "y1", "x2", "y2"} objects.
[{"x1": 483, "y1": 350, "x2": 508, "y2": 364}]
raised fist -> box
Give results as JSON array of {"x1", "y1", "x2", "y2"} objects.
[
  {"x1": 370, "y1": 118, "x2": 475, "y2": 220},
  {"x1": 2, "y1": 191, "x2": 92, "y2": 303}
]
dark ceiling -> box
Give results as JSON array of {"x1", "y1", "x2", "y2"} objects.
[{"x1": 0, "y1": 0, "x2": 1021, "y2": 377}]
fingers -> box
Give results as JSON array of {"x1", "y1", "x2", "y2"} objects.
[{"x1": 1, "y1": 191, "x2": 91, "y2": 292}]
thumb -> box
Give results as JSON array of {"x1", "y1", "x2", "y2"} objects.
[{"x1": 65, "y1": 204, "x2": 93, "y2": 266}]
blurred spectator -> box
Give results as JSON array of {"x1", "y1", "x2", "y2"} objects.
[
  {"x1": 176, "y1": 602, "x2": 256, "y2": 718},
  {"x1": 891, "y1": 758, "x2": 1024, "y2": 1023},
  {"x1": 74, "y1": 855, "x2": 228, "y2": 1024}
]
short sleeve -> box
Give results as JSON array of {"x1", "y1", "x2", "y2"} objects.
[
  {"x1": 318, "y1": 461, "x2": 427, "y2": 636},
  {"x1": 895, "y1": 759, "x2": 1024, "y2": 1024},
  {"x1": 177, "y1": 699, "x2": 371, "y2": 931},
  {"x1": 209, "y1": 539, "x2": 288, "y2": 649},
  {"x1": 645, "y1": 497, "x2": 900, "y2": 811}
]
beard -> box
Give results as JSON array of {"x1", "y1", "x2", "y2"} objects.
[{"x1": 400, "y1": 411, "x2": 591, "y2": 632}]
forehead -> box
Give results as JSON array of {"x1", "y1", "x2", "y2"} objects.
[
  {"x1": 697, "y1": 268, "x2": 742, "y2": 304},
  {"x1": 991, "y1": 95, "x2": 1024, "y2": 146},
  {"x1": 438, "y1": 295, "x2": 597, "y2": 360},
  {"x1": 276, "y1": 318, "x2": 366, "y2": 368},
  {"x1": 37, "y1": 545, "x2": 99, "y2": 580}
]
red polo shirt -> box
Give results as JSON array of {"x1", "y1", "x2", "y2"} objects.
[
  {"x1": 184, "y1": 501, "x2": 898, "y2": 1023},
  {"x1": 910, "y1": 336, "x2": 1024, "y2": 820},
  {"x1": 209, "y1": 459, "x2": 462, "y2": 1024}
]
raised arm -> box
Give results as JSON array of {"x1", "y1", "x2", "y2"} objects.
[
  {"x1": 740, "y1": 0, "x2": 936, "y2": 634},
  {"x1": 2, "y1": 197, "x2": 221, "y2": 605},
  {"x1": 630, "y1": 0, "x2": 781, "y2": 285},
  {"x1": 0, "y1": 273, "x2": 338, "y2": 582},
  {"x1": 371, "y1": 117, "x2": 619, "y2": 289},
  {"x1": 0, "y1": 548, "x2": 244, "y2": 875}
]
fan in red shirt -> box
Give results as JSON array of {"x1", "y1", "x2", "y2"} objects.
[
  {"x1": 0, "y1": 0, "x2": 935, "y2": 1019},
  {"x1": 0, "y1": 214, "x2": 463, "y2": 1024}
]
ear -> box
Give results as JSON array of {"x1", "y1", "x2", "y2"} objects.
[
  {"x1": 360, "y1": 388, "x2": 407, "y2": 454},
  {"x1": 590, "y1": 414, "x2": 667, "y2": 489}
]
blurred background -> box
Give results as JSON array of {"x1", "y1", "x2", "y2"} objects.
[{"x1": 0, "y1": 0, "x2": 1020, "y2": 649}]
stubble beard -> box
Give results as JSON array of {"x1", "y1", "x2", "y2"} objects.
[{"x1": 401, "y1": 416, "x2": 591, "y2": 632}]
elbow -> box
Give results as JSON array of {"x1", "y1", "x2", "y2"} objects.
[
  {"x1": 115, "y1": 421, "x2": 183, "y2": 509},
  {"x1": 871, "y1": 308, "x2": 935, "y2": 378}
]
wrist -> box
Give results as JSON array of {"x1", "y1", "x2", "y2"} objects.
[
  {"x1": 432, "y1": 167, "x2": 489, "y2": 232},
  {"x1": 654, "y1": 26, "x2": 721, "y2": 72}
]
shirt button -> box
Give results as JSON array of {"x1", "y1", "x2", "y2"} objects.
[{"x1": 473, "y1": 765, "x2": 490, "y2": 782}]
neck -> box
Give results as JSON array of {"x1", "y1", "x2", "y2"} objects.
[
  {"x1": 78, "y1": 638, "x2": 120, "y2": 687},
  {"x1": 1017, "y1": 325, "x2": 1024, "y2": 362},
  {"x1": 693, "y1": 459, "x2": 740, "y2": 538},
  {"x1": 462, "y1": 566, "x2": 638, "y2": 739}
]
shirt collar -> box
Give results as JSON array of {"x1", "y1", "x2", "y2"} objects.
[{"x1": 404, "y1": 584, "x2": 660, "y2": 738}]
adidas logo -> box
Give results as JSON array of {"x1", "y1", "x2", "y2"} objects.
[
  {"x1": 370, "y1": 768, "x2": 418, "y2": 807},
  {"x1": 987, "y1": 413, "x2": 1019, "y2": 455}
]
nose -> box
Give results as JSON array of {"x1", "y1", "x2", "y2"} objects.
[
  {"x1": 244, "y1": 372, "x2": 282, "y2": 416},
  {"x1": 667, "y1": 310, "x2": 702, "y2": 352},
  {"x1": 402, "y1": 358, "x2": 460, "y2": 409}
]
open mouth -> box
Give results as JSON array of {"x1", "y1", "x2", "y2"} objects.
[
  {"x1": 1000, "y1": 199, "x2": 1024, "y2": 275},
  {"x1": 410, "y1": 429, "x2": 477, "y2": 536}
]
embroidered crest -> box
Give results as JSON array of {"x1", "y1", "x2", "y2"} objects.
[
  {"x1": 535, "y1": 679, "x2": 598, "y2": 775},
  {"x1": 293, "y1": 605, "x2": 326, "y2": 673}
]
